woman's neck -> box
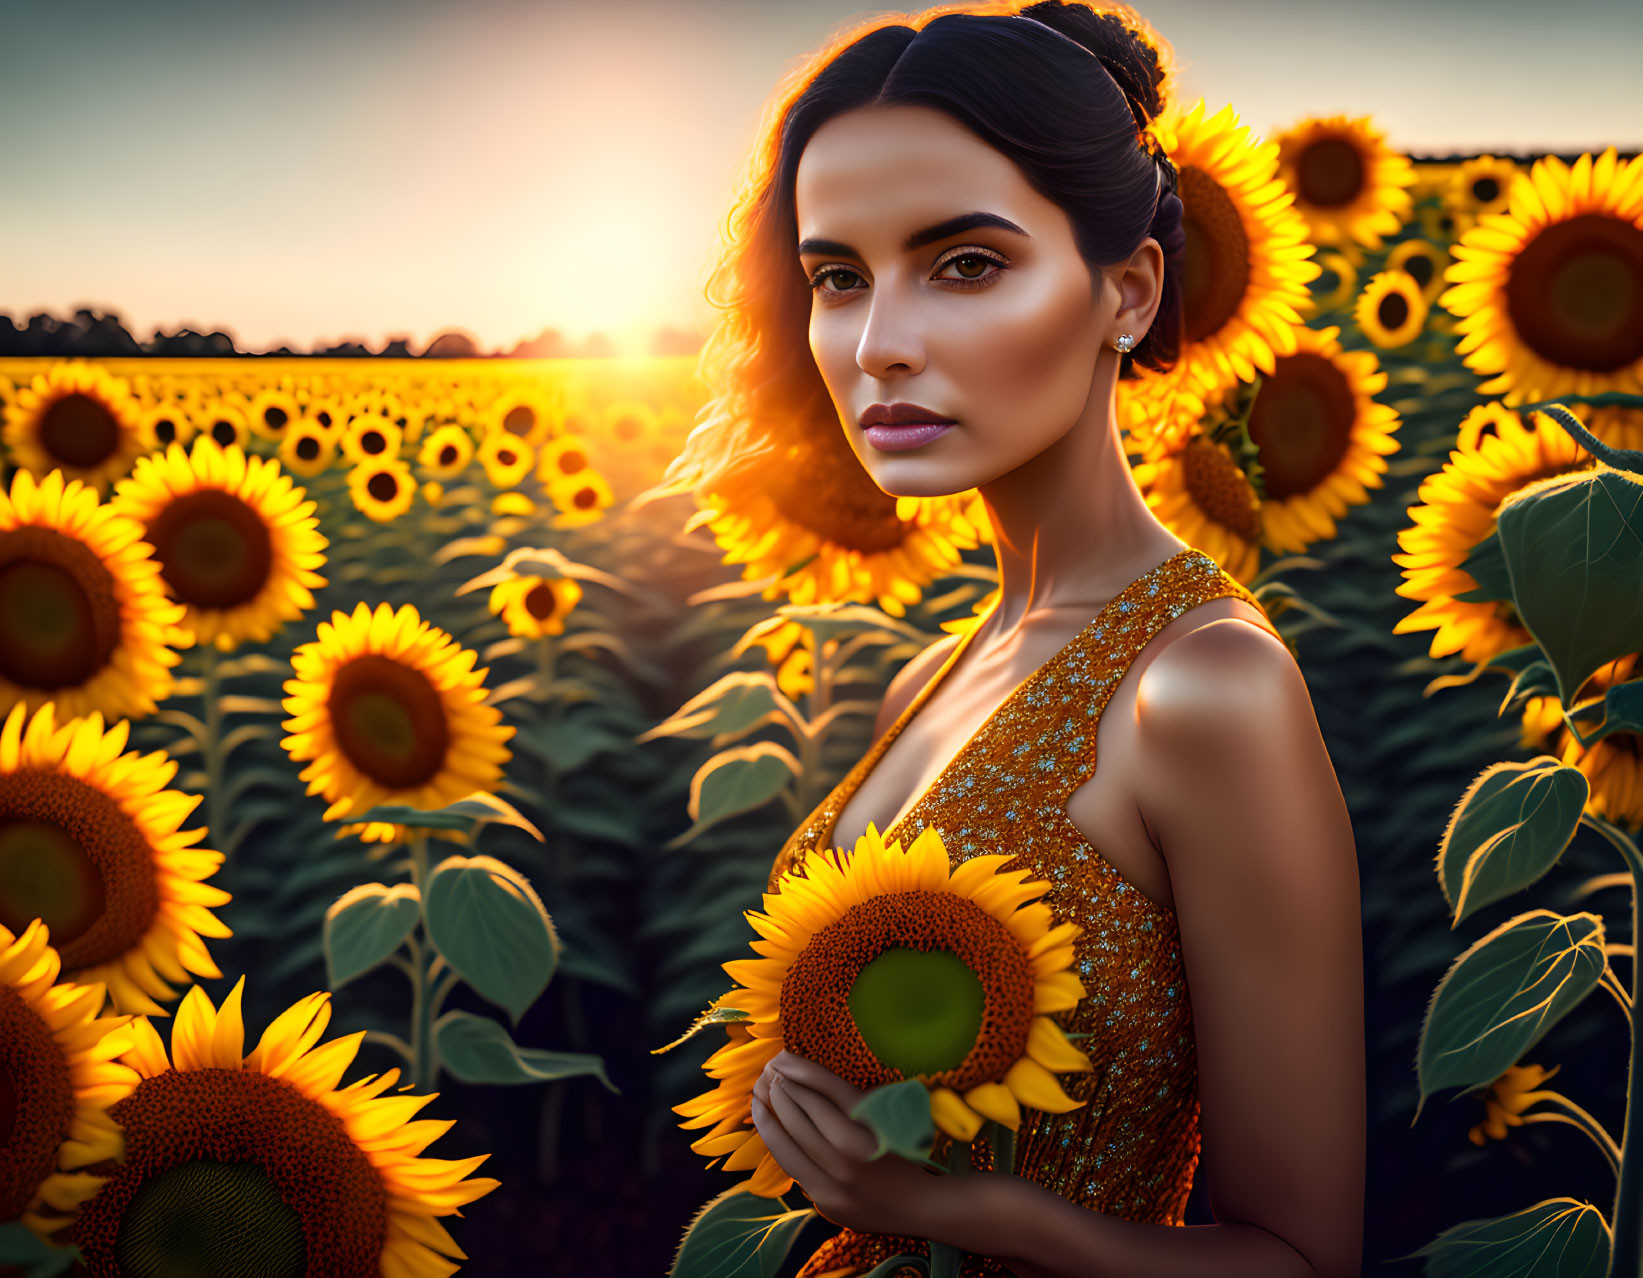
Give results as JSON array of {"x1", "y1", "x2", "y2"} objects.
[{"x1": 976, "y1": 394, "x2": 1185, "y2": 638}]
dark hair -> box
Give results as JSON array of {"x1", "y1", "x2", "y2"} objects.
[{"x1": 652, "y1": 1, "x2": 1183, "y2": 506}]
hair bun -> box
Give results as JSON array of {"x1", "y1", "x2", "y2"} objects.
[{"x1": 1018, "y1": 2, "x2": 1168, "y2": 133}]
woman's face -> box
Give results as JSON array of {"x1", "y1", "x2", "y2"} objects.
[{"x1": 794, "y1": 103, "x2": 1137, "y2": 498}]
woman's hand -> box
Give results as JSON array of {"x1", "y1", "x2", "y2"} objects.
[{"x1": 750, "y1": 1048, "x2": 947, "y2": 1240}]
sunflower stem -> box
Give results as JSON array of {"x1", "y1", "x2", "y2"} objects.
[
  {"x1": 199, "y1": 644, "x2": 229, "y2": 860},
  {"x1": 1586, "y1": 811, "x2": 1643, "y2": 1276},
  {"x1": 407, "y1": 830, "x2": 438, "y2": 1093}
]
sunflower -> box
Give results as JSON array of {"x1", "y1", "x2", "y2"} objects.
[
  {"x1": 1392, "y1": 404, "x2": 1643, "y2": 664},
  {"x1": 489, "y1": 573, "x2": 583, "y2": 638},
  {"x1": 1519, "y1": 652, "x2": 1638, "y2": 750},
  {"x1": 0, "y1": 702, "x2": 233, "y2": 1017},
  {"x1": 1439, "y1": 148, "x2": 1643, "y2": 404},
  {"x1": 1304, "y1": 250, "x2": 1361, "y2": 316},
  {"x1": 197, "y1": 403, "x2": 249, "y2": 452},
  {"x1": 1273, "y1": 113, "x2": 1416, "y2": 251},
  {"x1": 1137, "y1": 325, "x2": 1400, "y2": 573},
  {"x1": 347, "y1": 457, "x2": 416, "y2": 523},
  {"x1": 1443, "y1": 155, "x2": 1520, "y2": 233},
  {"x1": 1123, "y1": 100, "x2": 1319, "y2": 458},
  {"x1": 1354, "y1": 271, "x2": 1428, "y2": 348},
  {"x1": 1467, "y1": 1063, "x2": 1559, "y2": 1146},
  {"x1": 490, "y1": 492, "x2": 536, "y2": 518},
  {"x1": 0, "y1": 918, "x2": 139, "y2": 1241},
  {"x1": 139, "y1": 401, "x2": 198, "y2": 451},
  {"x1": 477, "y1": 431, "x2": 534, "y2": 489},
  {"x1": 548, "y1": 469, "x2": 617, "y2": 528},
  {"x1": 676, "y1": 824, "x2": 1090, "y2": 1197},
  {"x1": 2, "y1": 362, "x2": 150, "y2": 492},
  {"x1": 245, "y1": 388, "x2": 303, "y2": 443},
  {"x1": 604, "y1": 400, "x2": 660, "y2": 451},
  {"x1": 280, "y1": 601, "x2": 514, "y2": 822},
  {"x1": 485, "y1": 388, "x2": 557, "y2": 445},
  {"x1": 734, "y1": 617, "x2": 828, "y2": 701},
  {"x1": 0, "y1": 469, "x2": 186, "y2": 723},
  {"x1": 340, "y1": 415, "x2": 404, "y2": 466},
  {"x1": 1385, "y1": 238, "x2": 1449, "y2": 307},
  {"x1": 65, "y1": 977, "x2": 499, "y2": 1277},
  {"x1": 277, "y1": 416, "x2": 337, "y2": 478},
  {"x1": 691, "y1": 430, "x2": 987, "y2": 619},
  {"x1": 110, "y1": 438, "x2": 328, "y2": 652},
  {"x1": 418, "y1": 424, "x2": 475, "y2": 480},
  {"x1": 1551, "y1": 654, "x2": 1643, "y2": 828},
  {"x1": 538, "y1": 434, "x2": 596, "y2": 483}
]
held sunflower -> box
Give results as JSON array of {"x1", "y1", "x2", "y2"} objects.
[
  {"x1": 66, "y1": 977, "x2": 500, "y2": 1278},
  {"x1": 1439, "y1": 148, "x2": 1643, "y2": 403},
  {"x1": 0, "y1": 918, "x2": 139, "y2": 1242},
  {"x1": 675, "y1": 824, "x2": 1091, "y2": 1198},
  {"x1": 111, "y1": 438, "x2": 328, "y2": 652},
  {"x1": 2, "y1": 362, "x2": 150, "y2": 493},
  {"x1": 280, "y1": 602, "x2": 514, "y2": 822},
  {"x1": 0, "y1": 703, "x2": 233, "y2": 1017},
  {"x1": 0, "y1": 469, "x2": 186, "y2": 724}
]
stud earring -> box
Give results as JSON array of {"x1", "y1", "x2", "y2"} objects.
[{"x1": 1113, "y1": 334, "x2": 1136, "y2": 354}]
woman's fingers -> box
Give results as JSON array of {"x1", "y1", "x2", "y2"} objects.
[
  {"x1": 773, "y1": 1075, "x2": 877, "y2": 1163},
  {"x1": 751, "y1": 1094, "x2": 834, "y2": 1192}
]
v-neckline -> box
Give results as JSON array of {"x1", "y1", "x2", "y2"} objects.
[{"x1": 826, "y1": 546, "x2": 1201, "y2": 852}]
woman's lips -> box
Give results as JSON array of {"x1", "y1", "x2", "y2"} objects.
[{"x1": 863, "y1": 422, "x2": 955, "y2": 451}]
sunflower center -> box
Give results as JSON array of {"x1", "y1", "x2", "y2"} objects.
[
  {"x1": 1295, "y1": 138, "x2": 1366, "y2": 208},
  {"x1": 524, "y1": 584, "x2": 558, "y2": 619},
  {"x1": 210, "y1": 420, "x2": 236, "y2": 447},
  {"x1": 1377, "y1": 290, "x2": 1411, "y2": 332},
  {"x1": 1472, "y1": 176, "x2": 1501, "y2": 203},
  {"x1": 38, "y1": 393, "x2": 121, "y2": 469},
  {"x1": 145, "y1": 489, "x2": 274, "y2": 610},
  {"x1": 154, "y1": 419, "x2": 178, "y2": 445},
  {"x1": 1178, "y1": 165, "x2": 1252, "y2": 344},
  {"x1": 295, "y1": 435, "x2": 321, "y2": 461},
  {"x1": 503, "y1": 406, "x2": 536, "y2": 436},
  {"x1": 327, "y1": 654, "x2": 450, "y2": 789},
  {"x1": 359, "y1": 427, "x2": 388, "y2": 455},
  {"x1": 0, "y1": 526, "x2": 121, "y2": 692},
  {"x1": 0, "y1": 982, "x2": 78, "y2": 1220},
  {"x1": 848, "y1": 946, "x2": 984, "y2": 1076},
  {"x1": 572, "y1": 485, "x2": 598, "y2": 510},
  {"x1": 366, "y1": 472, "x2": 399, "y2": 503},
  {"x1": 1246, "y1": 352, "x2": 1357, "y2": 499},
  {"x1": 1400, "y1": 252, "x2": 1435, "y2": 288},
  {"x1": 263, "y1": 406, "x2": 289, "y2": 432},
  {"x1": 438, "y1": 445, "x2": 459, "y2": 467},
  {"x1": 0, "y1": 770, "x2": 159, "y2": 968},
  {"x1": 558, "y1": 448, "x2": 587, "y2": 475},
  {"x1": 73, "y1": 1068, "x2": 388, "y2": 1278},
  {"x1": 760, "y1": 431, "x2": 908, "y2": 555},
  {"x1": 116, "y1": 1159, "x2": 307, "y2": 1278},
  {"x1": 1507, "y1": 214, "x2": 1643, "y2": 372},
  {"x1": 780, "y1": 889, "x2": 1033, "y2": 1092},
  {"x1": 0, "y1": 819, "x2": 106, "y2": 948},
  {"x1": 1180, "y1": 436, "x2": 1262, "y2": 540}
]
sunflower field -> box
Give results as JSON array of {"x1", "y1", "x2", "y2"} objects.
[{"x1": 1, "y1": 107, "x2": 1642, "y2": 1278}]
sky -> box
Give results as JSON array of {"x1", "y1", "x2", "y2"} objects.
[{"x1": 1, "y1": 0, "x2": 1638, "y2": 354}]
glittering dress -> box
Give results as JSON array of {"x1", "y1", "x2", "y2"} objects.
[{"x1": 767, "y1": 548, "x2": 1273, "y2": 1278}]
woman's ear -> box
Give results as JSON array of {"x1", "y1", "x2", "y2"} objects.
[{"x1": 1111, "y1": 237, "x2": 1165, "y2": 344}]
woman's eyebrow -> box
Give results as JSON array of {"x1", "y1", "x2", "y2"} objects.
[{"x1": 797, "y1": 210, "x2": 1029, "y2": 258}]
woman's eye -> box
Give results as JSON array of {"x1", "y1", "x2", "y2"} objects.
[{"x1": 806, "y1": 250, "x2": 1007, "y2": 299}]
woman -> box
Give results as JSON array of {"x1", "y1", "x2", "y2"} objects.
[{"x1": 662, "y1": 3, "x2": 1364, "y2": 1274}]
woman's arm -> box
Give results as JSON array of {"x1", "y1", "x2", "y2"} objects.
[{"x1": 921, "y1": 619, "x2": 1364, "y2": 1277}]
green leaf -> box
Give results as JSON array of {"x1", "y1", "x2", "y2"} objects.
[
  {"x1": 1416, "y1": 909, "x2": 1607, "y2": 1115},
  {"x1": 517, "y1": 718, "x2": 631, "y2": 772},
  {"x1": 434, "y1": 1010, "x2": 618, "y2": 1092},
  {"x1": 651, "y1": 994, "x2": 751, "y2": 1055},
  {"x1": 1573, "y1": 678, "x2": 1643, "y2": 745},
  {"x1": 639, "y1": 671, "x2": 794, "y2": 744},
  {"x1": 1494, "y1": 465, "x2": 1643, "y2": 705},
  {"x1": 668, "y1": 1188, "x2": 814, "y2": 1278},
  {"x1": 1437, "y1": 758, "x2": 1589, "y2": 923},
  {"x1": 849, "y1": 1078, "x2": 944, "y2": 1173},
  {"x1": 423, "y1": 854, "x2": 559, "y2": 1023},
  {"x1": 0, "y1": 1222, "x2": 82, "y2": 1274},
  {"x1": 1389, "y1": 1197, "x2": 1610, "y2": 1276},
  {"x1": 1453, "y1": 531, "x2": 1512, "y2": 604},
  {"x1": 665, "y1": 743, "x2": 800, "y2": 849},
  {"x1": 322, "y1": 882, "x2": 421, "y2": 989},
  {"x1": 351, "y1": 793, "x2": 544, "y2": 841}
]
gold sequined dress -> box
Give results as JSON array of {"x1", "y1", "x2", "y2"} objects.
[{"x1": 767, "y1": 548, "x2": 1273, "y2": 1278}]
